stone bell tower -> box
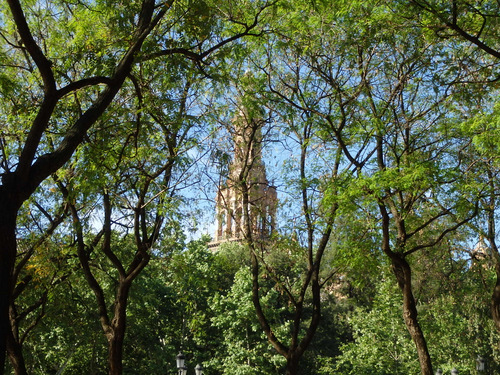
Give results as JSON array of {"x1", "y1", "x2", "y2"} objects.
[{"x1": 209, "y1": 104, "x2": 277, "y2": 248}]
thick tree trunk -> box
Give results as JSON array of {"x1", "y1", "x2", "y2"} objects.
[
  {"x1": 379, "y1": 202, "x2": 433, "y2": 375},
  {"x1": 285, "y1": 353, "x2": 300, "y2": 375},
  {"x1": 7, "y1": 301, "x2": 28, "y2": 375},
  {"x1": 6, "y1": 328, "x2": 27, "y2": 375},
  {"x1": 106, "y1": 283, "x2": 130, "y2": 375},
  {"x1": 392, "y1": 256, "x2": 433, "y2": 375},
  {"x1": 107, "y1": 332, "x2": 125, "y2": 375},
  {"x1": 0, "y1": 245, "x2": 11, "y2": 374},
  {"x1": 0, "y1": 199, "x2": 19, "y2": 374}
]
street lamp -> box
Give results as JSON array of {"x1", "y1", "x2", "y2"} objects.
[
  {"x1": 175, "y1": 352, "x2": 203, "y2": 375},
  {"x1": 477, "y1": 356, "x2": 486, "y2": 373},
  {"x1": 176, "y1": 352, "x2": 186, "y2": 375},
  {"x1": 195, "y1": 363, "x2": 204, "y2": 375}
]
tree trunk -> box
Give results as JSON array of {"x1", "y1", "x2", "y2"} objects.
[
  {"x1": 6, "y1": 327, "x2": 27, "y2": 375},
  {"x1": 107, "y1": 332, "x2": 125, "y2": 375},
  {"x1": 7, "y1": 301, "x2": 28, "y2": 375},
  {"x1": 0, "y1": 198, "x2": 19, "y2": 374},
  {"x1": 106, "y1": 282, "x2": 130, "y2": 375},
  {"x1": 285, "y1": 353, "x2": 300, "y2": 375},
  {"x1": 379, "y1": 203, "x2": 433, "y2": 375},
  {"x1": 392, "y1": 256, "x2": 433, "y2": 375}
]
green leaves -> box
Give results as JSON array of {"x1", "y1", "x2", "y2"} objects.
[
  {"x1": 336, "y1": 278, "x2": 416, "y2": 375},
  {"x1": 463, "y1": 100, "x2": 500, "y2": 157},
  {"x1": 3, "y1": 0, "x2": 500, "y2": 374},
  {"x1": 209, "y1": 266, "x2": 286, "y2": 374}
]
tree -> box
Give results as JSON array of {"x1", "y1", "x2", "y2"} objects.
[
  {"x1": 210, "y1": 266, "x2": 286, "y2": 375},
  {"x1": 234, "y1": 2, "x2": 386, "y2": 372},
  {"x1": 0, "y1": 1, "x2": 165, "y2": 370},
  {"x1": 335, "y1": 242, "x2": 500, "y2": 375},
  {"x1": 250, "y1": 1, "x2": 486, "y2": 373},
  {"x1": 213, "y1": 44, "x2": 358, "y2": 374},
  {"x1": 400, "y1": 0, "x2": 500, "y2": 343},
  {"x1": 335, "y1": 277, "x2": 419, "y2": 375},
  {"x1": 55, "y1": 65, "x2": 210, "y2": 373},
  {"x1": 0, "y1": 0, "x2": 276, "y2": 370}
]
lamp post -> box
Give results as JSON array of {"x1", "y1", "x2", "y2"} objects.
[
  {"x1": 195, "y1": 363, "x2": 204, "y2": 375},
  {"x1": 476, "y1": 356, "x2": 486, "y2": 373},
  {"x1": 175, "y1": 352, "x2": 203, "y2": 375},
  {"x1": 176, "y1": 352, "x2": 186, "y2": 375}
]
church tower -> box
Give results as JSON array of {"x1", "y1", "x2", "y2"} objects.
[{"x1": 209, "y1": 104, "x2": 277, "y2": 248}]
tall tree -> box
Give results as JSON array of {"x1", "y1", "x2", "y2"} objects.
[
  {"x1": 0, "y1": 1, "x2": 163, "y2": 370},
  {"x1": 218, "y1": 55, "x2": 361, "y2": 374},
  {"x1": 56, "y1": 67, "x2": 211, "y2": 374},
  {"x1": 0, "y1": 0, "x2": 275, "y2": 370},
  {"x1": 236, "y1": 3, "x2": 382, "y2": 372},
  {"x1": 351, "y1": 21, "x2": 476, "y2": 375},
  {"x1": 403, "y1": 0, "x2": 500, "y2": 340},
  {"x1": 252, "y1": 1, "x2": 484, "y2": 373}
]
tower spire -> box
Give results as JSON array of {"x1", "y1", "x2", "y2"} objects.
[{"x1": 209, "y1": 101, "x2": 277, "y2": 248}]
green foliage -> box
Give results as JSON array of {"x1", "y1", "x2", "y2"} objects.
[
  {"x1": 209, "y1": 267, "x2": 286, "y2": 375},
  {"x1": 463, "y1": 100, "x2": 500, "y2": 158},
  {"x1": 335, "y1": 277, "x2": 419, "y2": 375},
  {"x1": 20, "y1": 274, "x2": 109, "y2": 374},
  {"x1": 5, "y1": 0, "x2": 500, "y2": 374},
  {"x1": 335, "y1": 262, "x2": 500, "y2": 375}
]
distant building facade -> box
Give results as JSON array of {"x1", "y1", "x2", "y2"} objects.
[{"x1": 209, "y1": 105, "x2": 277, "y2": 249}]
